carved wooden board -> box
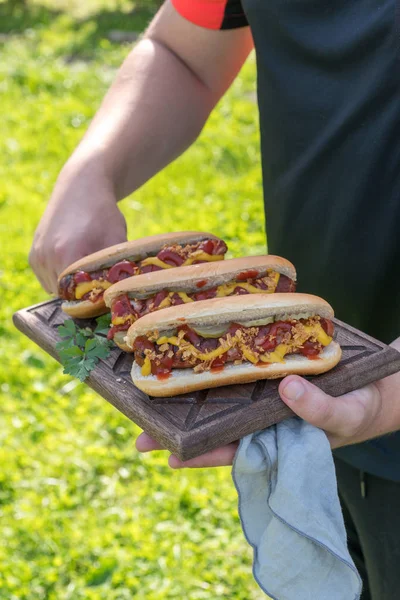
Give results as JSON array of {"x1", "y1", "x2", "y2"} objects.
[{"x1": 13, "y1": 299, "x2": 400, "y2": 460}]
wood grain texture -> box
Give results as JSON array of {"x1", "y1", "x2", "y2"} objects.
[{"x1": 13, "y1": 299, "x2": 400, "y2": 460}]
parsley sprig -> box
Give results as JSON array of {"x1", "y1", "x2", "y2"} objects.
[{"x1": 56, "y1": 315, "x2": 113, "y2": 382}]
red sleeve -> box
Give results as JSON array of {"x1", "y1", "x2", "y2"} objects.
[{"x1": 172, "y1": 0, "x2": 248, "y2": 30}]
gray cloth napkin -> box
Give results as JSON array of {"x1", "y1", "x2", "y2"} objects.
[{"x1": 232, "y1": 418, "x2": 362, "y2": 600}]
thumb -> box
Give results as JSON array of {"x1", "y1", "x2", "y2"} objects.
[
  {"x1": 279, "y1": 375, "x2": 382, "y2": 448},
  {"x1": 279, "y1": 375, "x2": 346, "y2": 436}
]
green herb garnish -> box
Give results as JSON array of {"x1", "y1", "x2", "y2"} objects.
[{"x1": 56, "y1": 315, "x2": 113, "y2": 382}]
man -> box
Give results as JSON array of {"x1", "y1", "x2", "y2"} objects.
[{"x1": 29, "y1": 1, "x2": 400, "y2": 598}]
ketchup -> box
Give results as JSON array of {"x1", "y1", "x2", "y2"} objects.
[
  {"x1": 196, "y1": 279, "x2": 208, "y2": 288},
  {"x1": 236, "y1": 269, "x2": 259, "y2": 281},
  {"x1": 157, "y1": 248, "x2": 185, "y2": 266},
  {"x1": 152, "y1": 355, "x2": 174, "y2": 377},
  {"x1": 107, "y1": 261, "x2": 136, "y2": 283},
  {"x1": 74, "y1": 271, "x2": 92, "y2": 284},
  {"x1": 132, "y1": 336, "x2": 155, "y2": 362},
  {"x1": 112, "y1": 294, "x2": 134, "y2": 317},
  {"x1": 210, "y1": 366, "x2": 225, "y2": 373},
  {"x1": 153, "y1": 290, "x2": 169, "y2": 308},
  {"x1": 197, "y1": 239, "x2": 214, "y2": 254},
  {"x1": 156, "y1": 372, "x2": 171, "y2": 381},
  {"x1": 210, "y1": 354, "x2": 227, "y2": 370},
  {"x1": 178, "y1": 325, "x2": 201, "y2": 346},
  {"x1": 298, "y1": 340, "x2": 321, "y2": 357}
]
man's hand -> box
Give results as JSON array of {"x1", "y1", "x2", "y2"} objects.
[
  {"x1": 29, "y1": 2, "x2": 253, "y2": 295},
  {"x1": 278, "y1": 376, "x2": 382, "y2": 448},
  {"x1": 136, "y1": 337, "x2": 400, "y2": 468},
  {"x1": 29, "y1": 159, "x2": 127, "y2": 294},
  {"x1": 135, "y1": 380, "x2": 382, "y2": 468}
]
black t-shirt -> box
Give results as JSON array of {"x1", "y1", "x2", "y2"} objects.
[{"x1": 172, "y1": 0, "x2": 400, "y2": 480}]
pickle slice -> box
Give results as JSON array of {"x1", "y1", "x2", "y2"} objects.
[{"x1": 191, "y1": 325, "x2": 230, "y2": 339}]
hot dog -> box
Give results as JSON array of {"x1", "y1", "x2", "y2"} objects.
[
  {"x1": 57, "y1": 232, "x2": 227, "y2": 318},
  {"x1": 104, "y1": 255, "x2": 296, "y2": 351},
  {"x1": 126, "y1": 293, "x2": 342, "y2": 397}
]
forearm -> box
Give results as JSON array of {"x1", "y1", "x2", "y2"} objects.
[
  {"x1": 62, "y1": 0, "x2": 253, "y2": 201},
  {"x1": 68, "y1": 38, "x2": 217, "y2": 200}
]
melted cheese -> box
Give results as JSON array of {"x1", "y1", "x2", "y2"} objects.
[
  {"x1": 216, "y1": 282, "x2": 264, "y2": 296},
  {"x1": 177, "y1": 292, "x2": 194, "y2": 303},
  {"x1": 182, "y1": 252, "x2": 224, "y2": 266},
  {"x1": 271, "y1": 271, "x2": 280, "y2": 288},
  {"x1": 141, "y1": 357, "x2": 152, "y2": 376},
  {"x1": 146, "y1": 321, "x2": 333, "y2": 374},
  {"x1": 216, "y1": 270, "x2": 280, "y2": 297},
  {"x1": 137, "y1": 271, "x2": 282, "y2": 312},
  {"x1": 240, "y1": 345, "x2": 259, "y2": 364},
  {"x1": 112, "y1": 314, "x2": 133, "y2": 326},
  {"x1": 303, "y1": 324, "x2": 332, "y2": 346},
  {"x1": 75, "y1": 280, "x2": 111, "y2": 300},
  {"x1": 259, "y1": 324, "x2": 332, "y2": 363},
  {"x1": 156, "y1": 336, "x2": 180, "y2": 346},
  {"x1": 140, "y1": 257, "x2": 175, "y2": 270},
  {"x1": 156, "y1": 335, "x2": 232, "y2": 361},
  {"x1": 155, "y1": 292, "x2": 196, "y2": 310},
  {"x1": 194, "y1": 345, "x2": 231, "y2": 361},
  {"x1": 158, "y1": 296, "x2": 172, "y2": 309},
  {"x1": 260, "y1": 344, "x2": 289, "y2": 363}
]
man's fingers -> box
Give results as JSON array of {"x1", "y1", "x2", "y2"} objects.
[
  {"x1": 136, "y1": 432, "x2": 165, "y2": 452},
  {"x1": 136, "y1": 433, "x2": 238, "y2": 468},
  {"x1": 136, "y1": 432, "x2": 238, "y2": 469},
  {"x1": 168, "y1": 442, "x2": 239, "y2": 469},
  {"x1": 279, "y1": 375, "x2": 380, "y2": 441}
]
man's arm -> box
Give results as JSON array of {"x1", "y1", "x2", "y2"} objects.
[
  {"x1": 29, "y1": 0, "x2": 253, "y2": 292},
  {"x1": 72, "y1": 1, "x2": 253, "y2": 200},
  {"x1": 136, "y1": 336, "x2": 400, "y2": 468}
]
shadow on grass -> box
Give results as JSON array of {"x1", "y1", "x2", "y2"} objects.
[{"x1": 0, "y1": 1, "x2": 160, "y2": 57}]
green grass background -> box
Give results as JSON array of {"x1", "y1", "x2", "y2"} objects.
[{"x1": 1, "y1": 1, "x2": 268, "y2": 597}]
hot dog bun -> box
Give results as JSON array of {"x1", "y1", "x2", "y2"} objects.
[
  {"x1": 59, "y1": 231, "x2": 223, "y2": 318},
  {"x1": 126, "y1": 293, "x2": 333, "y2": 342},
  {"x1": 131, "y1": 342, "x2": 342, "y2": 396},
  {"x1": 104, "y1": 255, "x2": 296, "y2": 305},
  {"x1": 60, "y1": 299, "x2": 107, "y2": 319},
  {"x1": 127, "y1": 294, "x2": 341, "y2": 396},
  {"x1": 58, "y1": 232, "x2": 222, "y2": 280}
]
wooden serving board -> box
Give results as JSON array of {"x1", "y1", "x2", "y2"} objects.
[{"x1": 13, "y1": 299, "x2": 400, "y2": 460}]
